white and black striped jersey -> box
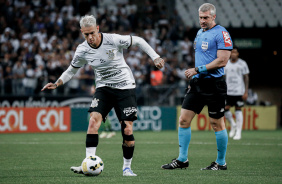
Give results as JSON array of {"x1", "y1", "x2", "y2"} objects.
[
  {"x1": 70, "y1": 33, "x2": 136, "y2": 89},
  {"x1": 224, "y1": 58, "x2": 250, "y2": 96}
]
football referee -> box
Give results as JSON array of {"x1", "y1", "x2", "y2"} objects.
[{"x1": 162, "y1": 3, "x2": 233, "y2": 170}]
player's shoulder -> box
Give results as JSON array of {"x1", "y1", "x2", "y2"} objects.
[
  {"x1": 102, "y1": 32, "x2": 121, "y2": 40},
  {"x1": 238, "y1": 58, "x2": 248, "y2": 65},
  {"x1": 76, "y1": 41, "x2": 89, "y2": 51}
]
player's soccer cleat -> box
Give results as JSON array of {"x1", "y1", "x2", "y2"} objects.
[
  {"x1": 123, "y1": 167, "x2": 137, "y2": 176},
  {"x1": 229, "y1": 125, "x2": 236, "y2": 138},
  {"x1": 106, "y1": 131, "x2": 116, "y2": 138},
  {"x1": 233, "y1": 133, "x2": 241, "y2": 140},
  {"x1": 70, "y1": 166, "x2": 83, "y2": 174},
  {"x1": 201, "y1": 162, "x2": 227, "y2": 170},
  {"x1": 99, "y1": 131, "x2": 108, "y2": 138},
  {"x1": 161, "y1": 158, "x2": 189, "y2": 169}
]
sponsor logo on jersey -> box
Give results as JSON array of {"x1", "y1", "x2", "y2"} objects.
[
  {"x1": 222, "y1": 31, "x2": 232, "y2": 47},
  {"x1": 119, "y1": 40, "x2": 129, "y2": 47},
  {"x1": 105, "y1": 81, "x2": 128, "y2": 88},
  {"x1": 100, "y1": 70, "x2": 122, "y2": 79},
  {"x1": 90, "y1": 59, "x2": 99, "y2": 63},
  {"x1": 100, "y1": 59, "x2": 106, "y2": 63},
  {"x1": 103, "y1": 41, "x2": 113, "y2": 46},
  {"x1": 90, "y1": 98, "x2": 99, "y2": 108},
  {"x1": 201, "y1": 41, "x2": 208, "y2": 51}
]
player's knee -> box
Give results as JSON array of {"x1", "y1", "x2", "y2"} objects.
[
  {"x1": 124, "y1": 126, "x2": 132, "y2": 135},
  {"x1": 88, "y1": 115, "x2": 101, "y2": 131}
]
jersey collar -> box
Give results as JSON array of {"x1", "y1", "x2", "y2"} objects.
[{"x1": 203, "y1": 24, "x2": 218, "y2": 32}]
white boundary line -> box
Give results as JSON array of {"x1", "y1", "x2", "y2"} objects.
[{"x1": 0, "y1": 141, "x2": 281, "y2": 146}]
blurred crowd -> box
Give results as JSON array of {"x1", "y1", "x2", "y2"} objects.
[{"x1": 0, "y1": 0, "x2": 194, "y2": 97}]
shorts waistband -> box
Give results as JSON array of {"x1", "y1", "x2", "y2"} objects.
[{"x1": 192, "y1": 76, "x2": 224, "y2": 83}]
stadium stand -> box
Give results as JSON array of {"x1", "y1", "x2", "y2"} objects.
[{"x1": 0, "y1": 0, "x2": 281, "y2": 113}]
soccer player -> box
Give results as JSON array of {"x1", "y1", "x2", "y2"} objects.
[
  {"x1": 224, "y1": 47, "x2": 249, "y2": 140},
  {"x1": 161, "y1": 3, "x2": 233, "y2": 170},
  {"x1": 41, "y1": 15, "x2": 164, "y2": 176}
]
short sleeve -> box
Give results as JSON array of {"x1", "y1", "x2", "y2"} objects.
[
  {"x1": 216, "y1": 29, "x2": 233, "y2": 50},
  {"x1": 71, "y1": 46, "x2": 87, "y2": 68},
  {"x1": 112, "y1": 34, "x2": 132, "y2": 49},
  {"x1": 242, "y1": 61, "x2": 250, "y2": 75}
]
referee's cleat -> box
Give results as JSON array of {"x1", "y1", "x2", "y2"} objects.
[
  {"x1": 161, "y1": 158, "x2": 189, "y2": 169},
  {"x1": 201, "y1": 162, "x2": 227, "y2": 170},
  {"x1": 70, "y1": 166, "x2": 83, "y2": 174}
]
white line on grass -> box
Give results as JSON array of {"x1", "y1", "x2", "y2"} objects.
[{"x1": 0, "y1": 141, "x2": 281, "y2": 146}]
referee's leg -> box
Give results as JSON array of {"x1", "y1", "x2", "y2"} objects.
[{"x1": 210, "y1": 117, "x2": 228, "y2": 166}]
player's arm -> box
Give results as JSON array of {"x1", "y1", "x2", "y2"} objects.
[
  {"x1": 242, "y1": 74, "x2": 249, "y2": 101},
  {"x1": 131, "y1": 36, "x2": 164, "y2": 69},
  {"x1": 41, "y1": 65, "x2": 79, "y2": 91},
  {"x1": 185, "y1": 50, "x2": 231, "y2": 78}
]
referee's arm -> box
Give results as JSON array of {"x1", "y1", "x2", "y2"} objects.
[{"x1": 206, "y1": 50, "x2": 231, "y2": 70}]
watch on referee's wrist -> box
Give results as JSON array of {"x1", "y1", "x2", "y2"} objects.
[
  {"x1": 54, "y1": 83, "x2": 58, "y2": 88},
  {"x1": 195, "y1": 67, "x2": 199, "y2": 73}
]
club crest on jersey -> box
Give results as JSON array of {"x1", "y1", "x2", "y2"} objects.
[
  {"x1": 90, "y1": 98, "x2": 99, "y2": 108},
  {"x1": 106, "y1": 49, "x2": 115, "y2": 60},
  {"x1": 201, "y1": 41, "x2": 208, "y2": 51}
]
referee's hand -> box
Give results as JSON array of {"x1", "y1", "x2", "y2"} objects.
[
  {"x1": 153, "y1": 57, "x2": 164, "y2": 69},
  {"x1": 185, "y1": 68, "x2": 197, "y2": 79}
]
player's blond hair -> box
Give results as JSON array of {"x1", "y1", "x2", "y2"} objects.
[
  {"x1": 80, "y1": 15, "x2": 96, "y2": 28},
  {"x1": 198, "y1": 3, "x2": 216, "y2": 16}
]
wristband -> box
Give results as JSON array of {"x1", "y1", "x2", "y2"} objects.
[{"x1": 198, "y1": 65, "x2": 207, "y2": 73}]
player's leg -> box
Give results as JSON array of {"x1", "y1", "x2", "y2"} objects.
[
  {"x1": 71, "y1": 87, "x2": 113, "y2": 174},
  {"x1": 86, "y1": 112, "x2": 103, "y2": 156},
  {"x1": 114, "y1": 88, "x2": 137, "y2": 176},
  {"x1": 121, "y1": 121, "x2": 137, "y2": 176},
  {"x1": 233, "y1": 106, "x2": 243, "y2": 140},
  {"x1": 224, "y1": 105, "x2": 236, "y2": 138},
  {"x1": 70, "y1": 112, "x2": 103, "y2": 174}
]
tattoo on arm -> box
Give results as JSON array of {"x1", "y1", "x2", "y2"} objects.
[{"x1": 55, "y1": 79, "x2": 63, "y2": 87}]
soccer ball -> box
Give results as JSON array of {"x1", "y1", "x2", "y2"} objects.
[{"x1": 81, "y1": 155, "x2": 104, "y2": 176}]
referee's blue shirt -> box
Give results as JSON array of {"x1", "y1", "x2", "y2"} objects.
[{"x1": 193, "y1": 25, "x2": 233, "y2": 79}]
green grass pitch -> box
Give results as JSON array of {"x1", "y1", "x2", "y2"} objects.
[{"x1": 0, "y1": 130, "x2": 281, "y2": 184}]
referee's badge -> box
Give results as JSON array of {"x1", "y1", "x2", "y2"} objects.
[
  {"x1": 201, "y1": 41, "x2": 208, "y2": 51},
  {"x1": 90, "y1": 98, "x2": 99, "y2": 108}
]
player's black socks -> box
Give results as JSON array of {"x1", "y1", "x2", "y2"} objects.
[
  {"x1": 122, "y1": 144, "x2": 135, "y2": 159},
  {"x1": 86, "y1": 134, "x2": 99, "y2": 147}
]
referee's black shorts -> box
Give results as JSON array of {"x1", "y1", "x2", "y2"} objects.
[
  {"x1": 88, "y1": 87, "x2": 137, "y2": 122},
  {"x1": 182, "y1": 77, "x2": 227, "y2": 119}
]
